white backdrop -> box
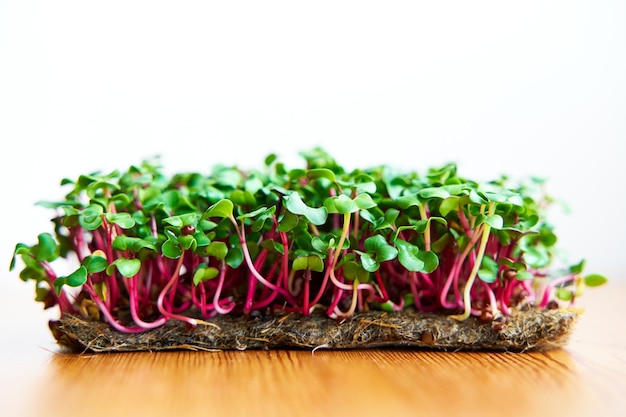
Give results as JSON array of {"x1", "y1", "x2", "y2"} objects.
[{"x1": 1, "y1": 1, "x2": 624, "y2": 319}]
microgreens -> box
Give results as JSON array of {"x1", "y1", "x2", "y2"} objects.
[{"x1": 10, "y1": 148, "x2": 606, "y2": 333}]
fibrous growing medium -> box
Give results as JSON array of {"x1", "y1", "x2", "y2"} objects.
[{"x1": 10, "y1": 148, "x2": 606, "y2": 352}]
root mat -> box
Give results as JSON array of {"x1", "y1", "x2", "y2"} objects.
[{"x1": 50, "y1": 308, "x2": 581, "y2": 353}]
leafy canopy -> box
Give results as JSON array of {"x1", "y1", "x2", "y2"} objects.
[{"x1": 9, "y1": 147, "x2": 607, "y2": 330}]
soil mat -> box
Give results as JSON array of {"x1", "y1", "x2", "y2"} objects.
[{"x1": 49, "y1": 308, "x2": 582, "y2": 353}]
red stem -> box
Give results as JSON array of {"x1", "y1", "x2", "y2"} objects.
[
  {"x1": 213, "y1": 260, "x2": 235, "y2": 315},
  {"x1": 157, "y1": 250, "x2": 197, "y2": 327}
]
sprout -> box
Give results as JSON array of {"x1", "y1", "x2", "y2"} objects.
[{"x1": 9, "y1": 147, "x2": 607, "y2": 333}]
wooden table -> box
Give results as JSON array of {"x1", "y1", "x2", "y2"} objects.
[{"x1": 1, "y1": 282, "x2": 624, "y2": 417}]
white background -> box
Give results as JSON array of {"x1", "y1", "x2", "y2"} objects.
[{"x1": 1, "y1": 1, "x2": 624, "y2": 323}]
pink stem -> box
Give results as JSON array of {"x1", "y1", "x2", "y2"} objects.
[
  {"x1": 83, "y1": 279, "x2": 146, "y2": 333},
  {"x1": 157, "y1": 251, "x2": 197, "y2": 327},
  {"x1": 239, "y1": 226, "x2": 297, "y2": 305},
  {"x1": 213, "y1": 261, "x2": 235, "y2": 315},
  {"x1": 129, "y1": 275, "x2": 167, "y2": 329},
  {"x1": 539, "y1": 274, "x2": 575, "y2": 308}
]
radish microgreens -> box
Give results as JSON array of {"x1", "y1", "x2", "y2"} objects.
[{"x1": 10, "y1": 148, "x2": 607, "y2": 332}]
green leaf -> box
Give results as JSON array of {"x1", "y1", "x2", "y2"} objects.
[
  {"x1": 584, "y1": 274, "x2": 608, "y2": 287},
  {"x1": 395, "y1": 240, "x2": 425, "y2": 272},
  {"x1": 178, "y1": 235, "x2": 196, "y2": 251},
  {"x1": 515, "y1": 270, "x2": 534, "y2": 281},
  {"x1": 106, "y1": 212, "x2": 136, "y2": 229},
  {"x1": 163, "y1": 212, "x2": 199, "y2": 228},
  {"x1": 193, "y1": 231, "x2": 211, "y2": 248},
  {"x1": 384, "y1": 208, "x2": 400, "y2": 228},
  {"x1": 292, "y1": 255, "x2": 324, "y2": 272},
  {"x1": 20, "y1": 266, "x2": 47, "y2": 283},
  {"x1": 477, "y1": 256, "x2": 498, "y2": 283},
  {"x1": 162, "y1": 238, "x2": 183, "y2": 259},
  {"x1": 360, "y1": 209, "x2": 380, "y2": 227},
  {"x1": 343, "y1": 260, "x2": 370, "y2": 282},
  {"x1": 288, "y1": 168, "x2": 307, "y2": 181},
  {"x1": 284, "y1": 192, "x2": 328, "y2": 225},
  {"x1": 294, "y1": 228, "x2": 316, "y2": 252},
  {"x1": 264, "y1": 153, "x2": 278, "y2": 166},
  {"x1": 520, "y1": 214, "x2": 539, "y2": 229},
  {"x1": 353, "y1": 193, "x2": 377, "y2": 210},
  {"x1": 53, "y1": 278, "x2": 65, "y2": 296},
  {"x1": 55, "y1": 266, "x2": 88, "y2": 295},
  {"x1": 311, "y1": 236, "x2": 331, "y2": 252},
  {"x1": 79, "y1": 204, "x2": 104, "y2": 230},
  {"x1": 378, "y1": 300, "x2": 395, "y2": 312},
  {"x1": 35, "y1": 286, "x2": 49, "y2": 303},
  {"x1": 396, "y1": 194, "x2": 422, "y2": 209},
  {"x1": 207, "y1": 241, "x2": 228, "y2": 260},
  {"x1": 539, "y1": 227, "x2": 558, "y2": 247},
  {"x1": 106, "y1": 258, "x2": 141, "y2": 278},
  {"x1": 214, "y1": 167, "x2": 243, "y2": 188},
  {"x1": 411, "y1": 217, "x2": 447, "y2": 233},
  {"x1": 469, "y1": 190, "x2": 488, "y2": 204},
  {"x1": 569, "y1": 259, "x2": 586, "y2": 275},
  {"x1": 417, "y1": 250, "x2": 439, "y2": 274},
  {"x1": 476, "y1": 213, "x2": 504, "y2": 230},
  {"x1": 113, "y1": 236, "x2": 157, "y2": 254},
  {"x1": 193, "y1": 265, "x2": 219, "y2": 285},
  {"x1": 427, "y1": 163, "x2": 457, "y2": 184},
  {"x1": 358, "y1": 252, "x2": 378, "y2": 272},
  {"x1": 441, "y1": 183, "x2": 469, "y2": 196},
  {"x1": 244, "y1": 176, "x2": 265, "y2": 195},
  {"x1": 329, "y1": 194, "x2": 358, "y2": 214},
  {"x1": 66, "y1": 266, "x2": 88, "y2": 286},
  {"x1": 278, "y1": 211, "x2": 299, "y2": 232},
  {"x1": 238, "y1": 206, "x2": 274, "y2": 232},
  {"x1": 202, "y1": 199, "x2": 234, "y2": 220},
  {"x1": 81, "y1": 255, "x2": 108, "y2": 273},
  {"x1": 439, "y1": 197, "x2": 461, "y2": 217},
  {"x1": 230, "y1": 189, "x2": 257, "y2": 206},
  {"x1": 307, "y1": 168, "x2": 337, "y2": 182},
  {"x1": 225, "y1": 247, "x2": 244, "y2": 268},
  {"x1": 9, "y1": 243, "x2": 29, "y2": 271},
  {"x1": 382, "y1": 168, "x2": 407, "y2": 200},
  {"x1": 261, "y1": 239, "x2": 285, "y2": 254},
  {"x1": 507, "y1": 193, "x2": 524, "y2": 207},
  {"x1": 418, "y1": 187, "x2": 450, "y2": 200},
  {"x1": 431, "y1": 233, "x2": 452, "y2": 254},
  {"x1": 351, "y1": 180, "x2": 377, "y2": 194},
  {"x1": 34, "y1": 233, "x2": 59, "y2": 262},
  {"x1": 364, "y1": 235, "x2": 398, "y2": 263},
  {"x1": 556, "y1": 288, "x2": 573, "y2": 301},
  {"x1": 523, "y1": 246, "x2": 550, "y2": 268}
]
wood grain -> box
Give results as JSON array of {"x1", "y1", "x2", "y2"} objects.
[{"x1": 2, "y1": 281, "x2": 625, "y2": 417}]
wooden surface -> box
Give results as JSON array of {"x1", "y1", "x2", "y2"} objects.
[{"x1": 1, "y1": 282, "x2": 624, "y2": 417}]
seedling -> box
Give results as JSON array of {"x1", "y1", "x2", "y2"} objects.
[{"x1": 10, "y1": 148, "x2": 607, "y2": 351}]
